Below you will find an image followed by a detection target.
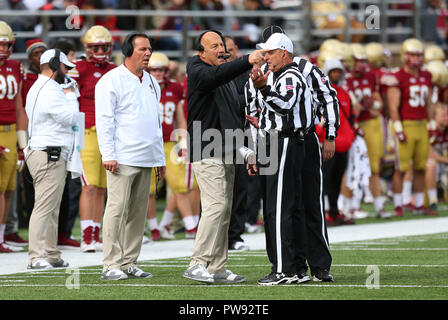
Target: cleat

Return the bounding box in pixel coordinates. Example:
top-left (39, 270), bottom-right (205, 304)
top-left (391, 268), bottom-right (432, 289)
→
top-left (81, 226), bottom-right (96, 252)
top-left (160, 226), bottom-right (175, 240)
top-left (185, 227), bottom-right (197, 239)
top-left (376, 210), bottom-right (392, 219)
top-left (151, 229), bottom-right (161, 241)
top-left (4, 233), bottom-right (28, 246)
top-left (395, 206), bottom-right (403, 217)
top-left (229, 241), bottom-right (250, 251)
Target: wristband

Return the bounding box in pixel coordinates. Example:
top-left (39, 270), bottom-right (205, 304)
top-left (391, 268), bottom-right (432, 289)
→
top-left (17, 130), bottom-right (28, 149)
top-left (427, 120), bottom-right (437, 131)
top-left (393, 121), bottom-right (404, 133)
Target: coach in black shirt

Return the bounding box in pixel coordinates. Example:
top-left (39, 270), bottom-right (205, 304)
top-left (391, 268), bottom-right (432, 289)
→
top-left (183, 30), bottom-right (265, 284)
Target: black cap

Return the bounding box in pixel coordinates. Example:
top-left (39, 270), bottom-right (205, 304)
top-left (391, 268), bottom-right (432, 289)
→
top-left (261, 25), bottom-right (284, 43)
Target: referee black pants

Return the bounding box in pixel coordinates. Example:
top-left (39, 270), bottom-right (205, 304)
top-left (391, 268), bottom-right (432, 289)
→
top-left (323, 151), bottom-right (349, 218)
top-left (294, 131), bottom-right (332, 274)
top-left (260, 132), bottom-right (305, 275)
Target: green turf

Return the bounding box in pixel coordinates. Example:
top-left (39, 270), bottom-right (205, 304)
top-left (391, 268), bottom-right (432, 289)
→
top-left (1, 232), bottom-right (447, 300)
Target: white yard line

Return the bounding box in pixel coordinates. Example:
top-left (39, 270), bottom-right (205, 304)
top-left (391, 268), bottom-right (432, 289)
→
top-left (1, 217), bottom-right (448, 276)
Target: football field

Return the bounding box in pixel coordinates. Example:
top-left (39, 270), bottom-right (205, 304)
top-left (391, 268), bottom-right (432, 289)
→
top-left (1, 215), bottom-right (448, 302)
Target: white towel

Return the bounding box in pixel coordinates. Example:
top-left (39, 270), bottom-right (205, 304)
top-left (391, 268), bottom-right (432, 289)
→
top-left (345, 135), bottom-right (371, 200)
top-left (67, 112), bottom-right (85, 178)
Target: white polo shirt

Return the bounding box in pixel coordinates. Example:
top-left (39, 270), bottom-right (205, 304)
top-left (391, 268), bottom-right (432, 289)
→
top-left (95, 64), bottom-right (165, 168)
top-left (25, 74), bottom-right (80, 160)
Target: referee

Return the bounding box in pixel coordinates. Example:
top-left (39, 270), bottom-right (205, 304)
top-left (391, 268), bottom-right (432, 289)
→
top-left (247, 33), bottom-right (313, 285)
top-left (248, 26), bottom-right (340, 282)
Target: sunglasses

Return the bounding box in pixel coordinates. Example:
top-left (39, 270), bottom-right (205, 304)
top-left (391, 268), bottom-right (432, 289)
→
top-left (88, 45), bottom-right (110, 53)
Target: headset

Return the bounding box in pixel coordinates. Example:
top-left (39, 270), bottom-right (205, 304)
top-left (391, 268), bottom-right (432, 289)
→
top-left (195, 30), bottom-right (228, 55)
top-left (122, 32), bottom-right (151, 57)
top-left (49, 48), bottom-right (61, 72)
top-left (261, 25), bottom-right (284, 43)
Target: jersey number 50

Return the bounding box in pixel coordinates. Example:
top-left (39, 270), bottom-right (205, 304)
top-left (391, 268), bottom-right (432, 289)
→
top-left (409, 85), bottom-right (429, 108)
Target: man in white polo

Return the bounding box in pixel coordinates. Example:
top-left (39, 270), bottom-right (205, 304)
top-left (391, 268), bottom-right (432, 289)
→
top-left (95, 33), bottom-right (166, 280)
top-left (25, 48), bottom-right (79, 269)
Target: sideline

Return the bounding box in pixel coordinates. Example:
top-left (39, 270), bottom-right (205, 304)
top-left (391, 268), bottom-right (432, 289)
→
top-left (1, 217), bottom-right (447, 275)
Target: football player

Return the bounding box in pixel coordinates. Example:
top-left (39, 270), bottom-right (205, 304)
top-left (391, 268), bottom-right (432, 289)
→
top-left (345, 43), bottom-right (391, 219)
top-left (68, 25), bottom-right (117, 252)
top-left (146, 52), bottom-right (198, 240)
top-left (387, 38), bottom-right (437, 217)
top-left (0, 21), bottom-right (28, 253)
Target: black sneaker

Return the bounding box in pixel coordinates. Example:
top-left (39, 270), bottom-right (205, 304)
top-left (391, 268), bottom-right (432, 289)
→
top-left (295, 270), bottom-right (311, 284)
top-left (258, 272), bottom-right (296, 286)
top-left (312, 269), bottom-right (334, 282)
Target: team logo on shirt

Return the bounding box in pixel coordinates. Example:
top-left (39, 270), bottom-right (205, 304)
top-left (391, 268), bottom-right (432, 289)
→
top-left (321, 77), bottom-right (326, 84)
top-left (93, 72), bottom-right (101, 78)
top-left (166, 91), bottom-right (172, 96)
top-left (285, 85), bottom-right (294, 90)
top-left (410, 78), bottom-right (416, 83)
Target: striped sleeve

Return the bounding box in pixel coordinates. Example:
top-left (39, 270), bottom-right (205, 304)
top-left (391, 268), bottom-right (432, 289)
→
top-left (296, 58), bottom-right (340, 139)
top-left (260, 72), bottom-right (301, 116)
top-left (244, 78), bottom-right (259, 153)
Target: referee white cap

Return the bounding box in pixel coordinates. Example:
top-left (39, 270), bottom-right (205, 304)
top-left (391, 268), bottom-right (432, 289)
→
top-left (256, 33), bottom-right (293, 53)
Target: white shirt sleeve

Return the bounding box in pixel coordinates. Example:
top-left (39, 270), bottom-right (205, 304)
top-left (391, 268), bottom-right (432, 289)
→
top-left (47, 90), bottom-right (79, 126)
top-left (95, 76), bottom-right (117, 162)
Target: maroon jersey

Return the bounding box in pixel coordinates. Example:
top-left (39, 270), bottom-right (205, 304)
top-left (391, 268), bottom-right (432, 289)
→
top-left (0, 60), bottom-right (23, 125)
top-left (431, 127), bottom-right (448, 157)
top-left (69, 59), bottom-right (117, 129)
top-left (22, 71), bottom-right (38, 103)
top-left (345, 71), bottom-right (377, 122)
top-left (387, 68), bottom-right (432, 121)
top-left (160, 80), bottom-right (184, 142)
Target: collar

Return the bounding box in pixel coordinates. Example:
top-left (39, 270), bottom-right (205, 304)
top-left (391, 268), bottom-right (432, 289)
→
top-left (123, 62), bottom-right (143, 83)
top-left (274, 62), bottom-right (296, 78)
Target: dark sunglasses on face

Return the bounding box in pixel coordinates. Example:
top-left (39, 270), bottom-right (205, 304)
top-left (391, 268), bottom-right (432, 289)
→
top-left (88, 45), bottom-right (110, 53)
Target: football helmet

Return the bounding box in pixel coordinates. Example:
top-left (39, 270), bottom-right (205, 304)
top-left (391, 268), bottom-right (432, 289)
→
top-left (82, 25), bottom-right (113, 64)
top-left (336, 42), bottom-right (354, 72)
top-left (317, 49), bottom-right (341, 70)
top-left (365, 42), bottom-right (385, 68)
top-left (401, 38), bottom-right (424, 69)
top-left (148, 52), bottom-right (169, 84)
top-left (0, 21), bottom-right (14, 62)
top-left (350, 43), bottom-right (367, 74)
top-left (319, 38), bottom-right (340, 54)
top-left (424, 45), bottom-right (445, 64)
top-left (426, 60), bottom-right (448, 88)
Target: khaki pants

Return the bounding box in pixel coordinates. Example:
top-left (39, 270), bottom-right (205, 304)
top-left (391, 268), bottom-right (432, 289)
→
top-left (190, 158), bottom-right (235, 274)
top-left (27, 150), bottom-right (67, 264)
top-left (102, 165), bottom-right (152, 272)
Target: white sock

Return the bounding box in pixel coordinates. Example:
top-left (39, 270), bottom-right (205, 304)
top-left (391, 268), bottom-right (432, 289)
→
top-left (364, 186), bottom-right (373, 200)
top-left (183, 215), bottom-right (197, 231)
top-left (159, 210), bottom-right (174, 228)
top-left (148, 218), bottom-right (159, 231)
top-left (193, 214), bottom-right (200, 226)
top-left (350, 196), bottom-right (361, 211)
top-left (337, 194), bottom-right (347, 212)
top-left (428, 189), bottom-right (438, 205)
top-left (0, 224), bottom-right (5, 243)
top-left (414, 192), bottom-right (424, 208)
top-left (402, 181), bottom-right (413, 205)
top-left (373, 197), bottom-right (383, 213)
top-left (393, 193), bottom-right (403, 208)
top-left (80, 220), bottom-right (94, 231)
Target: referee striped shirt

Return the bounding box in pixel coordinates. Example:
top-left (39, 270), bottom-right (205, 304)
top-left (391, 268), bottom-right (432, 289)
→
top-left (245, 63), bottom-right (313, 150)
top-left (293, 57), bottom-right (340, 138)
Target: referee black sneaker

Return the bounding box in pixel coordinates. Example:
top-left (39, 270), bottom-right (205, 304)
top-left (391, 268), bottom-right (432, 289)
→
top-left (312, 269), bottom-right (334, 282)
top-left (258, 272), bottom-right (296, 286)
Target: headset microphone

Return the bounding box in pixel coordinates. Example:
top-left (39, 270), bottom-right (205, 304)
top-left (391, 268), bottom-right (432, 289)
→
top-left (223, 53), bottom-right (231, 60)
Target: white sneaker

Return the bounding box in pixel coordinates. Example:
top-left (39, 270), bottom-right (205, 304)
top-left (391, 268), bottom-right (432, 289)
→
top-left (160, 226), bottom-right (175, 240)
top-left (2, 242), bottom-right (24, 252)
top-left (245, 222), bottom-right (262, 233)
top-left (94, 241), bottom-right (103, 251)
top-left (28, 258), bottom-right (53, 270)
top-left (100, 269), bottom-right (128, 280)
top-left (213, 269), bottom-right (246, 283)
top-left (230, 241), bottom-right (250, 251)
top-left (81, 241), bottom-right (96, 253)
top-left (183, 264), bottom-right (214, 283)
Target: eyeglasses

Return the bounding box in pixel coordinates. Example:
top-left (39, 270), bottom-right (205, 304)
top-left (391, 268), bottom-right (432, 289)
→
top-left (88, 45), bottom-right (110, 53)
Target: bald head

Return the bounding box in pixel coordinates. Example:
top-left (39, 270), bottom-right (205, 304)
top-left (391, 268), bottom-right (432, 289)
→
top-left (198, 32), bottom-right (226, 66)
